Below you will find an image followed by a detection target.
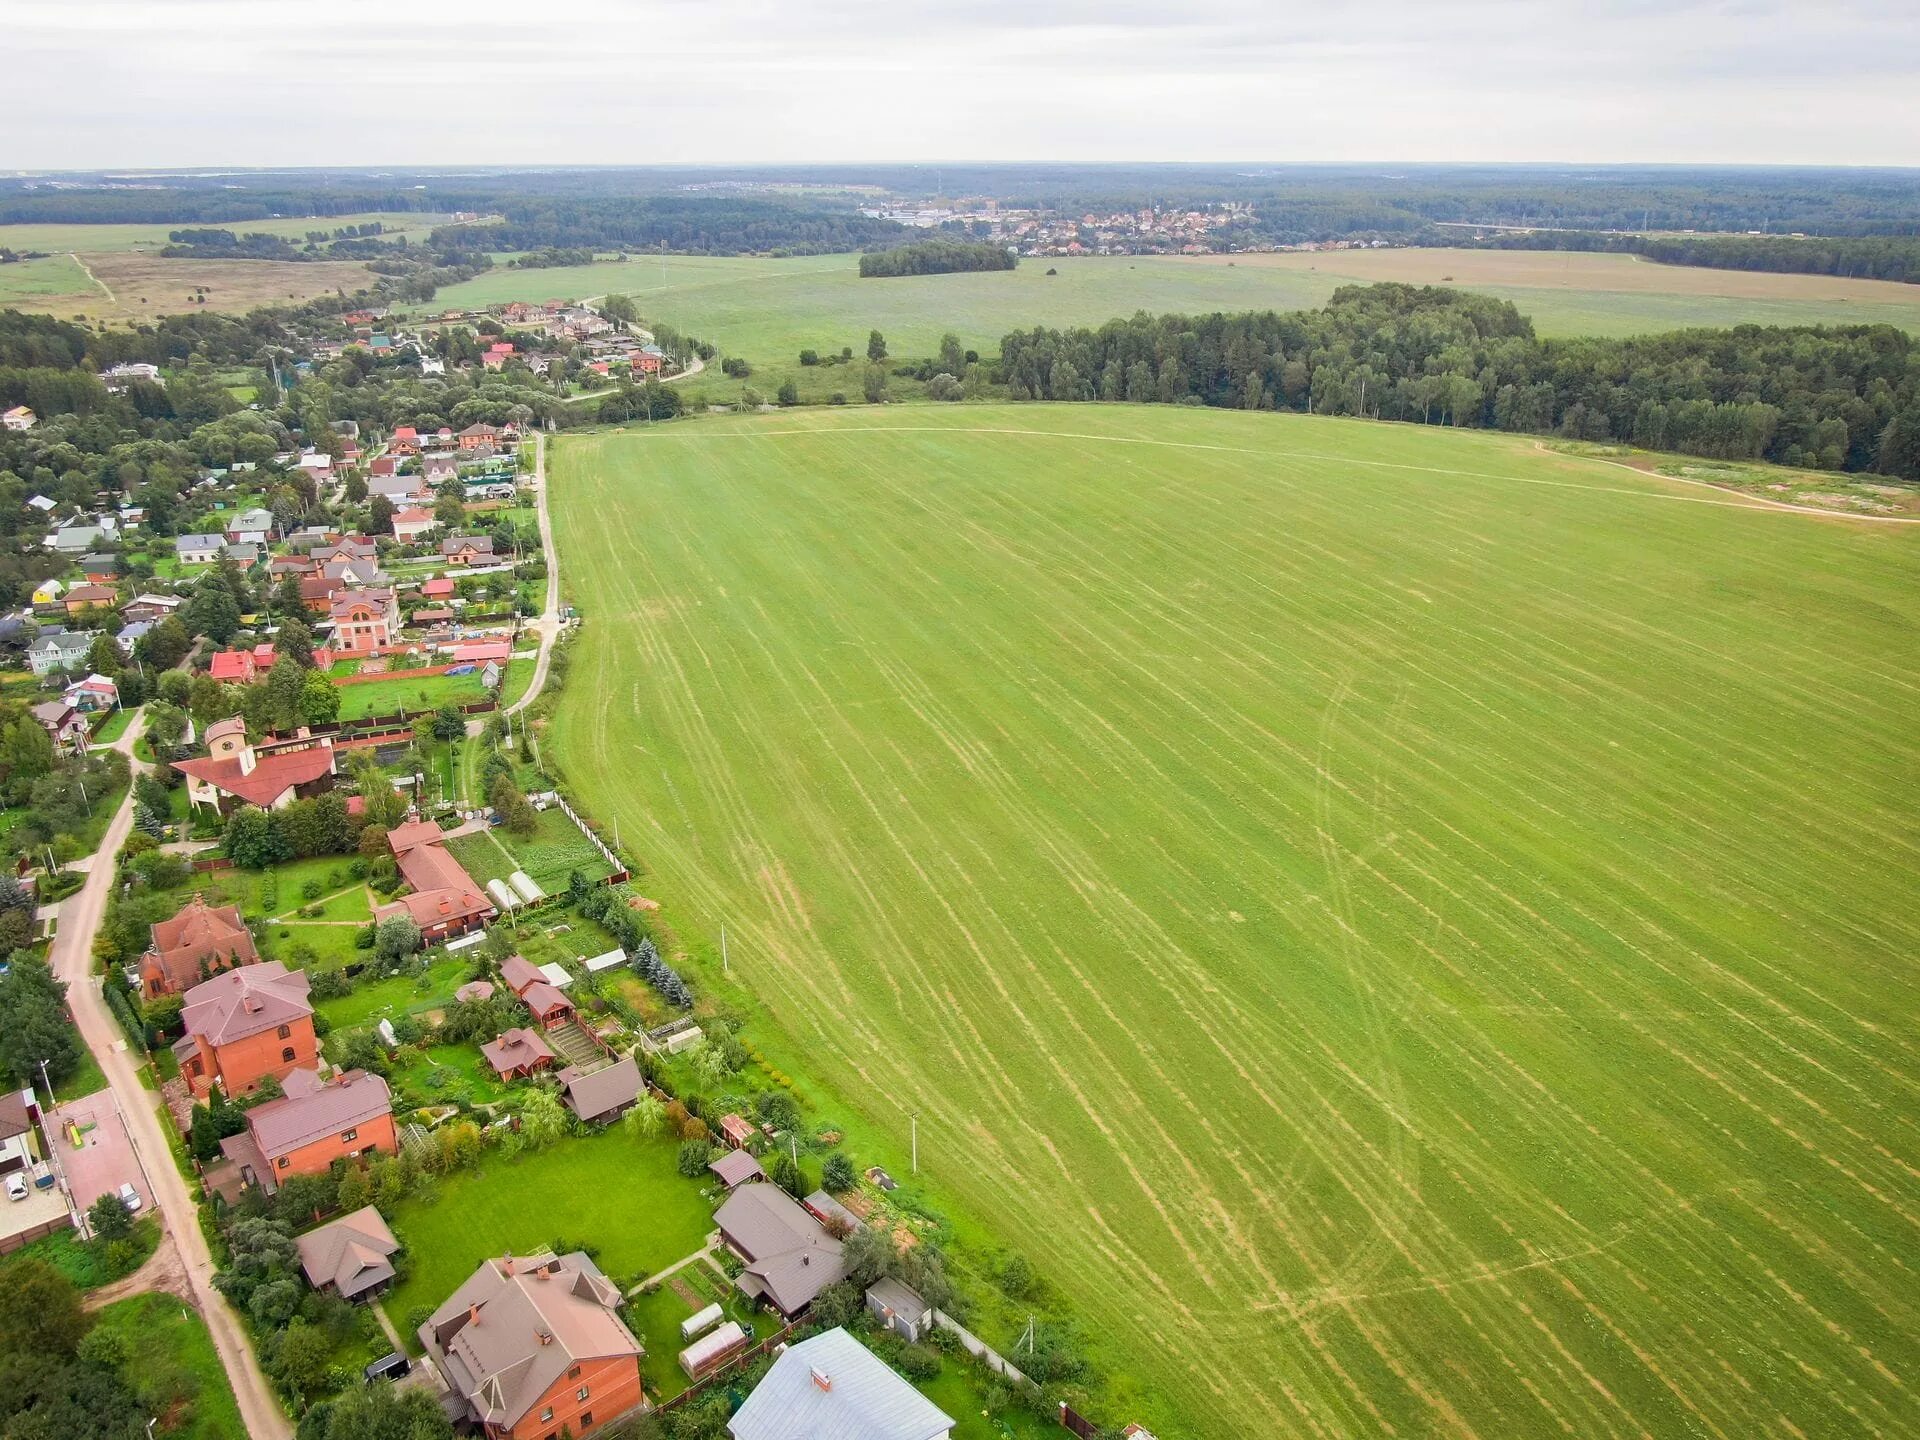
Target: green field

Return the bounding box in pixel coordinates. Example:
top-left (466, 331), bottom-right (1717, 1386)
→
top-left (424, 250), bottom-right (1920, 362)
top-left (0, 212), bottom-right (452, 254)
top-left (336, 668), bottom-right (487, 721)
top-left (0, 253), bottom-right (96, 305)
top-left (90, 1291), bottom-right (247, 1440)
top-left (548, 406), bottom-right (1920, 1440)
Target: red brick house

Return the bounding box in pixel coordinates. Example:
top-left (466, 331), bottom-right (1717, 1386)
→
top-left (174, 961), bottom-right (316, 1097)
top-left (329, 587), bottom-right (398, 653)
top-left (219, 1067), bottom-right (396, 1193)
top-left (440, 534), bottom-right (494, 566)
top-left (420, 1252), bottom-right (645, 1440)
top-left (139, 894), bottom-right (261, 998)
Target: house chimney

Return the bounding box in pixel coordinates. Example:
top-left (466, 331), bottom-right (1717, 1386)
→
top-left (468, 1303), bottom-right (481, 1327)
top-left (502, 1254), bottom-right (514, 1276)
top-left (537, 1330), bottom-right (553, 1346)
top-left (810, 1368), bottom-right (833, 1393)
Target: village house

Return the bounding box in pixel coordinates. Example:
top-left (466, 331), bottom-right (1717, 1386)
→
top-left (116, 619), bottom-right (153, 655)
top-left (30, 700), bottom-right (89, 756)
top-left (378, 820), bottom-right (496, 943)
top-left (423, 453), bottom-right (460, 483)
top-left (81, 553), bottom-right (122, 583)
top-left (62, 583), bottom-right (118, 615)
top-left (99, 361), bottom-right (162, 391)
top-left (709, 1149), bottom-right (767, 1192)
top-left (174, 717), bottom-right (338, 814)
top-left (218, 1067), bottom-right (397, 1192)
top-left (63, 672), bottom-right (120, 712)
top-left (176, 533), bottom-right (225, 565)
top-left (138, 893), bottom-right (261, 998)
top-left (420, 1252), bottom-right (645, 1440)
top-left (714, 1184), bottom-right (849, 1319)
top-left (30, 578), bottom-right (64, 606)
top-left (388, 425), bottom-right (421, 456)
top-left (226, 507), bottom-right (277, 544)
top-left (480, 1027), bottom-right (555, 1080)
top-left (501, 955), bottom-right (575, 1029)
top-left (329, 587), bottom-right (398, 653)
top-left (459, 422), bottom-right (510, 451)
top-left (174, 961), bottom-right (317, 1097)
top-left (27, 629), bottom-right (92, 676)
top-left (2, 406), bottom-right (36, 431)
top-left (391, 506), bottom-right (438, 544)
top-left (441, 534), bottom-right (494, 566)
top-left (295, 1205), bottom-right (402, 1302)
top-left (726, 1328), bottom-right (954, 1440)
top-left (311, 535), bottom-right (378, 564)
top-left (122, 593), bottom-right (185, 625)
top-left (557, 1056), bottom-right (642, 1126)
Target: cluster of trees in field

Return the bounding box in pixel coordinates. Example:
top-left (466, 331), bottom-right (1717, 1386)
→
top-left (433, 195), bottom-right (903, 257)
top-left (998, 285), bottom-right (1920, 477)
top-left (507, 246), bottom-right (596, 268)
top-left (1445, 229), bottom-right (1920, 284)
top-left (858, 239), bottom-right (1016, 277)
top-left (161, 228), bottom-right (310, 260)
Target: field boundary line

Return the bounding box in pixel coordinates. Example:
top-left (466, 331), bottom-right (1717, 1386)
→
top-left (70, 251), bottom-right (115, 302)
top-left (602, 419), bottom-right (1920, 525)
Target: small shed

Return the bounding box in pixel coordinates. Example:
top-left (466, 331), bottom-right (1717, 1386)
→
top-left (679, 1320), bottom-right (748, 1379)
top-left (866, 1277), bottom-right (932, 1343)
top-left (719, 1113), bottom-right (756, 1150)
top-left (536, 961), bottom-right (572, 989)
top-left (665, 1025), bottom-right (704, 1054)
top-left (709, 1149), bottom-right (766, 1191)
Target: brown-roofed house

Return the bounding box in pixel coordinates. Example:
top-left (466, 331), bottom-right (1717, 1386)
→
top-left (176, 961), bottom-right (316, 1096)
top-left (715, 1184), bottom-right (848, 1319)
top-left (420, 1252), bottom-right (645, 1439)
top-left (440, 534), bottom-right (494, 565)
top-left (296, 1205), bottom-right (401, 1301)
top-left (376, 820), bottom-right (496, 944)
top-left (481, 1027), bottom-right (555, 1080)
top-left (173, 718), bottom-right (338, 815)
top-left (709, 1149), bottom-right (766, 1191)
top-left (219, 1067), bottom-right (396, 1193)
top-left (139, 894), bottom-right (261, 998)
top-left (557, 1055), bottom-right (640, 1126)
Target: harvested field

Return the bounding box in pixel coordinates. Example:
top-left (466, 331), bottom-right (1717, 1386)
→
top-left (7, 250), bottom-right (375, 325)
top-left (549, 404), bottom-right (1920, 1439)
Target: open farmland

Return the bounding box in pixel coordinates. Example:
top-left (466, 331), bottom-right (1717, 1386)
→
top-left (548, 406), bottom-right (1920, 1439)
top-left (423, 247), bottom-right (1920, 360)
top-left (5, 249), bottom-right (376, 326)
top-left (0, 211), bottom-right (451, 254)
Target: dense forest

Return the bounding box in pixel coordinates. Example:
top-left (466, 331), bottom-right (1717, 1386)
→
top-left (434, 196), bottom-right (903, 256)
top-left (859, 239), bottom-right (1016, 277)
top-left (1441, 229), bottom-right (1920, 283)
top-left (997, 286), bottom-right (1920, 478)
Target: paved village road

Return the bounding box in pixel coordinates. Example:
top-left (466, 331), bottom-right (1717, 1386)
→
top-left (48, 710), bottom-right (293, 1440)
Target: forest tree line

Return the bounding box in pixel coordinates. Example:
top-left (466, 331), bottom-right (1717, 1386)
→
top-left (1441, 229), bottom-right (1920, 284)
top-left (433, 195), bottom-right (904, 257)
top-left (997, 285), bottom-right (1920, 478)
top-left (859, 239), bottom-right (1016, 277)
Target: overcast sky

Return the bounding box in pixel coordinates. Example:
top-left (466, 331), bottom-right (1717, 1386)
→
top-left (7, 0), bottom-right (1917, 170)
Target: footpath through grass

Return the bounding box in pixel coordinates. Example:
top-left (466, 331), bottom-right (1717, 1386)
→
top-left (548, 405), bottom-right (1920, 1440)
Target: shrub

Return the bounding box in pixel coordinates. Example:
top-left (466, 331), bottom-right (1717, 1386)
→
top-left (894, 1344), bottom-right (941, 1382)
top-left (676, 1139), bottom-right (714, 1178)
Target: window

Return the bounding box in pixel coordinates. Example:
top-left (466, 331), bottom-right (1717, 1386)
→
top-left (539, 1408), bottom-right (554, 1423)
top-left (276, 1157), bottom-right (289, 1169)
top-left (281, 1047), bottom-right (296, 1063)
top-left (277, 1024), bottom-right (291, 1039)
top-left (341, 1128), bottom-right (357, 1143)
top-left (576, 1385), bottom-right (590, 1402)
top-left (567, 1367), bottom-right (581, 1380)
top-left (579, 1415), bottom-right (592, 1430)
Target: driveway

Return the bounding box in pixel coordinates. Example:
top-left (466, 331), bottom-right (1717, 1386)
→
top-left (50, 1090), bottom-right (148, 1232)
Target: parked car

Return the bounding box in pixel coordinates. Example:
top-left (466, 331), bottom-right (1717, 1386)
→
top-left (117, 1182), bottom-right (142, 1213)
top-left (4, 1173), bottom-right (28, 1202)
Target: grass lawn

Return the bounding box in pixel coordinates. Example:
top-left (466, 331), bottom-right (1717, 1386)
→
top-left (314, 954), bottom-right (468, 1032)
top-left (52, 1047), bottom-right (107, 1104)
top-left (89, 707), bottom-right (135, 745)
top-left (337, 668), bottom-right (487, 722)
top-left (548, 404), bottom-right (1920, 1440)
top-left (89, 1291), bottom-right (248, 1440)
top-left (383, 1129), bottom-right (714, 1337)
top-left (623, 1278), bottom-right (761, 1403)
top-left (384, 1042), bottom-right (513, 1112)
top-left (0, 1216), bottom-right (159, 1289)
top-left (498, 657), bottom-right (537, 711)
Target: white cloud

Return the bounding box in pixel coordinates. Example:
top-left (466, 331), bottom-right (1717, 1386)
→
top-left (2, 0), bottom-right (1915, 167)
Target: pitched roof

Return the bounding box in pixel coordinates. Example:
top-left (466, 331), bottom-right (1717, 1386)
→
top-left (146, 895), bottom-right (260, 992)
top-left (208, 650), bottom-right (256, 681)
top-left (440, 534), bottom-right (494, 556)
top-left (558, 1055), bottom-right (640, 1121)
top-left (500, 955), bottom-right (544, 994)
top-left (174, 740), bottom-right (335, 808)
top-left (716, 1185), bottom-right (847, 1315)
top-left (181, 961), bottom-right (311, 1046)
top-left (423, 1253), bottom-right (640, 1431)
top-left (519, 981), bottom-right (572, 1019)
top-left (383, 821), bottom-right (494, 930)
top-left (296, 1205), bottom-right (400, 1297)
top-left (480, 1027), bottom-right (553, 1076)
top-left (709, 1149), bottom-right (766, 1188)
top-left (243, 1068), bottom-right (392, 1159)
top-left (727, 1328), bottom-right (954, 1440)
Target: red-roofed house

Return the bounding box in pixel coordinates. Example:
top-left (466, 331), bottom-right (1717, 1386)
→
top-left (501, 955), bottom-right (575, 1030)
top-left (389, 426), bottom-right (421, 456)
top-left (420, 577), bottom-right (456, 601)
top-left (368, 455), bottom-right (399, 479)
top-left (174, 718), bottom-right (338, 814)
top-left (451, 640), bottom-right (512, 665)
top-left (218, 1067), bottom-right (396, 1193)
top-left (377, 820), bottom-right (495, 944)
top-left (329, 587), bottom-right (398, 653)
top-left (391, 507), bottom-right (438, 544)
top-left (175, 961), bottom-right (316, 1096)
top-left (480, 1027), bottom-right (555, 1080)
top-left (209, 649), bottom-right (260, 683)
top-left (139, 894), bottom-right (261, 998)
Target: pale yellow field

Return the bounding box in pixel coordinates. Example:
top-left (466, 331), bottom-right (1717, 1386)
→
top-left (13, 250), bottom-right (376, 325)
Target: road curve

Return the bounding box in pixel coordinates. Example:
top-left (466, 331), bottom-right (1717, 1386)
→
top-left (49, 711), bottom-right (292, 1440)
top-left (506, 429), bottom-right (561, 718)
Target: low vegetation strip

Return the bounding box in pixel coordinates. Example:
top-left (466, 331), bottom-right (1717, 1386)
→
top-left (548, 405), bottom-right (1920, 1440)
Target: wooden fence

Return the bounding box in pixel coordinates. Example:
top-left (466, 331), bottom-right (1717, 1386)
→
top-left (0, 1214), bottom-right (74, 1255)
top-left (1058, 1403), bottom-right (1099, 1437)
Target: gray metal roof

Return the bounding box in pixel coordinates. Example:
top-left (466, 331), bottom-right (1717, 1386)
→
top-left (727, 1327), bottom-right (953, 1440)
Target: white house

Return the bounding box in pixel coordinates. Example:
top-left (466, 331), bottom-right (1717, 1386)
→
top-left (175, 533), bottom-right (224, 565)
